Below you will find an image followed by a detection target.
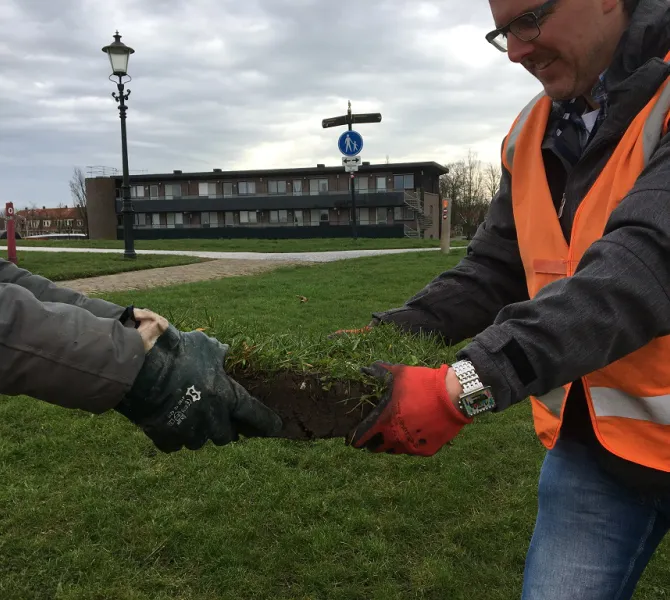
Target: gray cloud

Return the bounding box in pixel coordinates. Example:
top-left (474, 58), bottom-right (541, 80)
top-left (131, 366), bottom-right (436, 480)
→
top-left (0, 0), bottom-right (542, 208)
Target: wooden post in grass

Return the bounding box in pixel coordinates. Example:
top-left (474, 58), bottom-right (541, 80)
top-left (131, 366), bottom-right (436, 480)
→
top-left (5, 202), bottom-right (17, 264)
top-left (440, 198), bottom-right (451, 255)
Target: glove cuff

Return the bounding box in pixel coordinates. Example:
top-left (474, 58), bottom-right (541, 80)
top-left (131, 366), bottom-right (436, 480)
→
top-left (434, 364), bottom-right (473, 425)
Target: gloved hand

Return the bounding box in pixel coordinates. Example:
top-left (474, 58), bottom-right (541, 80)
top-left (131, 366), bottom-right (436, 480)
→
top-left (328, 317), bottom-right (381, 339)
top-left (116, 325), bottom-right (282, 452)
top-left (347, 361), bottom-right (471, 456)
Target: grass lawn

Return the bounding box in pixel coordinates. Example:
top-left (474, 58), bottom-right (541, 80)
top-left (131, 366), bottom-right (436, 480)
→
top-left (1, 250), bottom-right (667, 600)
top-left (0, 236), bottom-right (469, 253)
top-left (0, 250), bottom-right (205, 281)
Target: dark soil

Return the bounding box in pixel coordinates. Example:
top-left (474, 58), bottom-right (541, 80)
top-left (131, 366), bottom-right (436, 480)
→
top-left (232, 370), bottom-right (378, 440)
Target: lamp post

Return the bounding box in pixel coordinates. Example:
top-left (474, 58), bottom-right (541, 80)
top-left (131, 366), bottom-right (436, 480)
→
top-left (102, 31), bottom-right (136, 259)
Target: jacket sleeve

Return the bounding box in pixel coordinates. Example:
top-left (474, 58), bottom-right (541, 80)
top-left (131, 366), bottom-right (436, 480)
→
top-left (0, 282), bottom-right (146, 413)
top-left (0, 259), bottom-right (126, 320)
top-left (373, 159), bottom-right (530, 343)
top-left (458, 133), bottom-right (670, 411)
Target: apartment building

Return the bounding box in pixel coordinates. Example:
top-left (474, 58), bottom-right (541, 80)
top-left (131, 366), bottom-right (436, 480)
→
top-left (86, 161), bottom-right (447, 240)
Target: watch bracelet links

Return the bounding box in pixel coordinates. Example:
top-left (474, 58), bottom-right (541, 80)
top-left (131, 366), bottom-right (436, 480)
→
top-left (452, 360), bottom-right (495, 416)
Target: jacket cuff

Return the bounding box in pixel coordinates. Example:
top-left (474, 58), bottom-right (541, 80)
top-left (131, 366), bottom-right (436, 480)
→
top-left (456, 325), bottom-right (530, 412)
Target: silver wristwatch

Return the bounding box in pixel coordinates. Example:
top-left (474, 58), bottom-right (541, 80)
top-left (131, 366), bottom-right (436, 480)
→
top-left (451, 360), bottom-right (496, 418)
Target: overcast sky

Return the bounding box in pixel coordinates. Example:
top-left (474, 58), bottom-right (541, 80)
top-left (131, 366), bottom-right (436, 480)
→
top-left (0, 0), bottom-right (543, 209)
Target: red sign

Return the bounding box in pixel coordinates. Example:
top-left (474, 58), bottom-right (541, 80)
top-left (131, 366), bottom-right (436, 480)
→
top-left (5, 202), bottom-right (16, 264)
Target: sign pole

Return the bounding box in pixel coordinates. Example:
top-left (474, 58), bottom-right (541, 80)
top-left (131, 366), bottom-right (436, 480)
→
top-left (322, 101), bottom-right (381, 241)
top-left (440, 198), bottom-right (451, 254)
top-left (5, 202), bottom-right (17, 264)
top-left (347, 103), bottom-right (358, 239)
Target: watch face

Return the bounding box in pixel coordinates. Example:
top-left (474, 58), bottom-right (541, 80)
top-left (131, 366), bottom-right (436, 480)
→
top-left (463, 389), bottom-right (495, 415)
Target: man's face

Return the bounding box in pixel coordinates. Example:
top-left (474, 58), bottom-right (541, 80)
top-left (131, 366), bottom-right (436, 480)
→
top-left (488, 0), bottom-right (617, 100)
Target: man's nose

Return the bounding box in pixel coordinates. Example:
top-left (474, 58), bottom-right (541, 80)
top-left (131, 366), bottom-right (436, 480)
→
top-left (507, 34), bottom-right (536, 64)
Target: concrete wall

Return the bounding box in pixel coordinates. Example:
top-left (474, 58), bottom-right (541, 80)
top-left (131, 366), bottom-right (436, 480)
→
top-left (423, 192), bottom-right (440, 239)
top-left (87, 178), bottom-right (118, 239)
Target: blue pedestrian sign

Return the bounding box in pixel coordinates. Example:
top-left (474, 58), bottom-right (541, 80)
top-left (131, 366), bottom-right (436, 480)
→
top-left (338, 130), bottom-right (363, 157)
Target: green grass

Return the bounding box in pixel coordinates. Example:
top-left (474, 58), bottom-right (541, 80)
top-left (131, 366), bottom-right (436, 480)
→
top-left (0, 250), bottom-right (205, 281)
top-left (1, 249), bottom-right (667, 600)
top-left (0, 236), bottom-right (468, 253)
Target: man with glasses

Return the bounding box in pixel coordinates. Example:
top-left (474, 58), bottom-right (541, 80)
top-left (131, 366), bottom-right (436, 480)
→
top-left (342, 0), bottom-right (670, 597)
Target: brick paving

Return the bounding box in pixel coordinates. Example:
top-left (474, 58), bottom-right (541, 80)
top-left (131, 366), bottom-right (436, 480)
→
top-left (57, 258), bottom-right (303, 294)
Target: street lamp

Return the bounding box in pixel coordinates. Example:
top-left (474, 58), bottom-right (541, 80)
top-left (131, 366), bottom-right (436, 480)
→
top-left (102, 31), bottom-right (136, 259)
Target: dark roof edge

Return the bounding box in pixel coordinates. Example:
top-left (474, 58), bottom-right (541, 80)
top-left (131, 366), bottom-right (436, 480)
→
top-left (97, 161), bottom-right (449, 182)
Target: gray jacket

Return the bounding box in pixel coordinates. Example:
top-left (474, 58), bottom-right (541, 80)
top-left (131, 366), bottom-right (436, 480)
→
top-left (375, 0), bottom-right (670, 412)
top-left (0, 259), bottom-right (145, 413)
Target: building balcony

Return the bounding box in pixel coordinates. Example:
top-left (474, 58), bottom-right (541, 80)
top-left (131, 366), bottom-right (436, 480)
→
top-left (116, 189), bottom-right (408, 214)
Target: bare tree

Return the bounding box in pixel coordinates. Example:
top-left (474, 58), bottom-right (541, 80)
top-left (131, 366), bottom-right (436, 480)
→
top-left (484, 162), bottom-right (502, 201)
top-left (69, 167), bottom-right (88, 235)
top-left (440, 150), bottom-right (492, 239)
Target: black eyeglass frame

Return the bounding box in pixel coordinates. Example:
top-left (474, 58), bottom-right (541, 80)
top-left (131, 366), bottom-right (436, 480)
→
top-left (485, 0), bottom-right (560, 52)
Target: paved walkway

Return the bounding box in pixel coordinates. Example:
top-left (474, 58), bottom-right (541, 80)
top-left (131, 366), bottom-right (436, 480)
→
top-left (16, 246), bottom-right (449, 263)
top-left (21, 245), bottom-right (463, 294)
top-left (58, 258), bottom-right (302, 294)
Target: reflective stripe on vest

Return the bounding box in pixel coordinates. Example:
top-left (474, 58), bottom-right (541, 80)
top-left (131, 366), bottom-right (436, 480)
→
top-left (504, 50), bottom-right (670, 471)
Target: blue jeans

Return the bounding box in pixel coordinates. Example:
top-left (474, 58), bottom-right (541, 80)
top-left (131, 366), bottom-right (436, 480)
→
top-left (522, 439), bottom-right (670, 599)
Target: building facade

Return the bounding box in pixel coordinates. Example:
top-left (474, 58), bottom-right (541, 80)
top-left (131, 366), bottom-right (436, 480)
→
top-left (8, 206), bottom-right (86, 238)
top-left (86, 161), bottom-right (447, 240)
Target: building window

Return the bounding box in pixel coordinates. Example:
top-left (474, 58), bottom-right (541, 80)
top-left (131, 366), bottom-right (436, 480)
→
top-left (135, 213), bottom-right (146, 226)
top-left (223, 182), bottom-right (234, 197)
top-left (376, 177), bottom-right (387, 191)
top-left (320, 209), bottom-right (330, 222)
top-left (151, 213), bottom-right (160, 227)
top-left (294, 210), bottom-right (304, 226)
top-left (225, 211), bottom-right (234, 225)
top-left (166, 213), bottom-right (175, 228)
top-left (150, 185), bottom-right (159, 199)
top-left (199, 182), bottom-right (217, 197)
top-left (376, 207), bottom-right (387, 224)
top-left (354, 176), bottom-right (369, 194)
top-left (175, 212), bottom-right (184, 227)
top-left (268, 180), bottom-right (287, 195)
top-left (269, 210), bottom-right (287, 223)
top-left (310, 210), bottom-right (320, 226)
top-left (202, 211), bottom-right (210, 226)
top-left (357, 207), bottom-right (369, 224)
top-left (393, 174), bottom-right (415, 190)
top-left (240, 210), bottom-right (258, 224)
top-left (131, 185), bottom-right (145, 198)
top-left (238, 181), bottom-right (256, 195)
top-left (165, 184), bottom-right (182, 199)
top-left (293, 180), bottom-right (303, 195)
top-left (309, 178), bottom-right (329, 195)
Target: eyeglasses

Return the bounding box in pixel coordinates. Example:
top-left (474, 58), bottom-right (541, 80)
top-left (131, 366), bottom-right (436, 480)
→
top-left (485, 0), bottom-right (560, 52)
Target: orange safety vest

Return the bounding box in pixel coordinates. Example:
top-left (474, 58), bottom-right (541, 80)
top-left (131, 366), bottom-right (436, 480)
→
top-left (502, 51), bottom-right (670, 472)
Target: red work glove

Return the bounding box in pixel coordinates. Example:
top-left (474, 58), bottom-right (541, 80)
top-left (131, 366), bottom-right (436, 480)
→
top-left (347, 361), bottom-right (472, 456)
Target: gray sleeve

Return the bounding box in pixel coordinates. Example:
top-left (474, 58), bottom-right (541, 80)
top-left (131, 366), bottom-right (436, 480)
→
top-left (0, 259), bottom-right (126, 320)
top-left (458, 135), bottom-right (670, 410)
top-left (0, 282), bottom-right (146, 414)
top-left (373, 161), bottom-right (529, 343)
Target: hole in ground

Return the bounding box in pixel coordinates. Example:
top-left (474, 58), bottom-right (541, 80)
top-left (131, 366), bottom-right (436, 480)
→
top-left (232, 369), bottom-right (378, 441)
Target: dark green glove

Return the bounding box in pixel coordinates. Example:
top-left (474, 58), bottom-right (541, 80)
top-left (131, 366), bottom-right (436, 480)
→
top-left (116, 325), bottom-right (282, 453)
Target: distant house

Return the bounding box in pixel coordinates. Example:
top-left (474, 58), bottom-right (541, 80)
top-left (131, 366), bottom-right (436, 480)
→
top-left (16, 206), bottom-right (86, 238)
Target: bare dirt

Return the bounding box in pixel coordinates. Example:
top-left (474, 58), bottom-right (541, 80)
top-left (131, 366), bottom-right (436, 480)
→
top-left (58, 258), bottom-right (302, 294)
top-left (232, 370), bottom-right (378, 440)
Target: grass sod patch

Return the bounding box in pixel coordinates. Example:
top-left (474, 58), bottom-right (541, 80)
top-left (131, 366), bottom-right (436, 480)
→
top-left (0, 250), bottom-right (205, 281)
top-left (1, 249), bottom-right (669, 599)
top-left (0, 236), bottom-right (466, 253)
